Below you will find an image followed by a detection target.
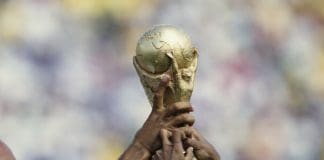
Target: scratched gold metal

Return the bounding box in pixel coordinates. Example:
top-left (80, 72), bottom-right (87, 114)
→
top-left (133, 25), bottom-right (198, 107)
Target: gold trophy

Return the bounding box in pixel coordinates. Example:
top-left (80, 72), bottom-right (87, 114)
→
top-left (133, 25), bottom-right (198, 107)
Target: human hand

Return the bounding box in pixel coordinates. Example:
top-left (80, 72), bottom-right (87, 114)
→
top-left (134, 75), bottom-right (195, 153)
top-left (119, 75), bottom-right (195, 160)
top-left (152, 129), bottom-right (194, 160)
top-left (0, 140), bottom-right (15, 160)
top-left (184, 128), bottom-right (220, 160)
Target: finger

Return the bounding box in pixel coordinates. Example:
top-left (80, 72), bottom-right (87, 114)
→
top-left (152, 154), bottom-right (158, 160)
top-left (166, 102), bottom-right (194, 117)
top-left (171, 129), bottom-right (184, 154)
top-left (185, 147), bottom-right (194, 160)
top-left (189, 128), bottom-right (206, 142)
top-left (169, 114), bottom-right (195, 127)
top-left (155, 150), bottom-right (163, 160)
top-left (173, 127), bottom-right (193, 141)
top-left (185, 138), bottom-right (203, 149)
top-left (160, 129), bottom-right (172, 152)
top-left (181, 127), bottom-right (194, 139)
top-left (153, 74), bottom-right (170, 110)
top-left (160, 129), bottom-right (173, 159)
top-left (160, 129), bottom-right (172, 145)
top-left (177, 127), bottom-right (194, 149)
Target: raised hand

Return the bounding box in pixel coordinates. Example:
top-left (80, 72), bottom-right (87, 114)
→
top-left (134, 75), bottom-right (195, 152)
top-left (119, 75), bottom-right (195, 160)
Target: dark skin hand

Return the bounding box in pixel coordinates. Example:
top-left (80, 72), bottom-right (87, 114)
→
top-left (152, 129), bottom-right (194, 160)
top-left (119, 75), bottom-right (195, 160)
top-left (0, 140), bottom-right (15, 160)
top-left (152, 127), bottom-right (220, 160)
top-left (183, 127), bottom-right (220, 160)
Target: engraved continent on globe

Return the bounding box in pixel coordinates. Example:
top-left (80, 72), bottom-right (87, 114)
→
top-left (136, 25), bottom-right (195, 74)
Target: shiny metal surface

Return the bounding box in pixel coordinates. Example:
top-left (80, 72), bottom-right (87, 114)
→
top-left (135, 25), bottom-right (195, 74)
top-left (134, 25), bottom-right (198, 106)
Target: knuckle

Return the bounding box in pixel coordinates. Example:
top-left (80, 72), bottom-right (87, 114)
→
top-left (160, 129), bottom-right (166, 135)
top-left (173, 104), bottom-right (181, 111)
top-left (178, 114), bottom-right (188, 120)
top-left (173, 102), bottom-right (192, 112)
top-left (174, 101), bottom-right (190, 108)
top-left (165, 106), bottom-right (174, 114)
top-left (184, 114), bottom-right (195, 122)
top-left (151, 108), bottom-right (161, 115)
top-left (176, 114), bottom-right (195, 125)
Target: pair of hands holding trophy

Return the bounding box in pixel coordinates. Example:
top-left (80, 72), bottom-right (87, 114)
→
top-left (120, 25), bottom-right (220, 160)
top-left (119, 76), bottom-right (220, 160)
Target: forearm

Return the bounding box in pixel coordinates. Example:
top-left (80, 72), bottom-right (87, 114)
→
top-left (119, 141), bottom-right (151, 160)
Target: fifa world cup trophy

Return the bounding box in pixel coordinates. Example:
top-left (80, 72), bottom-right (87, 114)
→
top-left (133, 24), bottom-right (198, 108)
top-left (120, 25), bottom-right (219, 160)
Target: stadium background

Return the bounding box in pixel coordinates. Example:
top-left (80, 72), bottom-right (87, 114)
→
top-left (0, 0), bottom-right (323, 159)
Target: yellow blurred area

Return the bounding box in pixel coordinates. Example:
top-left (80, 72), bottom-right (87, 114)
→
top-left (62, 0), bottom-right (152, 19)
top-left (309, 52), bottom-right (324, 96)
top-left (0, 3), bottom-right (24, 41)
top-left (250, 1), bottom-right (293, 38)
top-left (0, 0), bottom-right (155, 42)
top-left (94, 142), bottom-right (123, 160)
top-left (293, 0), bottom-right (324, 18)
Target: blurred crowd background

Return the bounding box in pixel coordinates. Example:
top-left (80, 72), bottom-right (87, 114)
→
top-left (0, 0), bottom-right (323, 159)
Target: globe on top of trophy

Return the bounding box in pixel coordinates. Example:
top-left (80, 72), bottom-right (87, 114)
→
top-left (135, 25), bottom-right (196, 74)
top-left (133, 25), bottom-right (198, 107)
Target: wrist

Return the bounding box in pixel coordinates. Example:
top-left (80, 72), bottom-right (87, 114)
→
top-left (119, 141), bottom-right (151, 160)
top-left (134, 113), bottom-right (160, 153)
top-left (132, 138), bottom-right (151, 153)
top-left (134, 129), bottom-right (155, 153)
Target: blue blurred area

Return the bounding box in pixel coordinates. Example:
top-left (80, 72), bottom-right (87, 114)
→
top-left (0, 0), bottom-right (323, 159)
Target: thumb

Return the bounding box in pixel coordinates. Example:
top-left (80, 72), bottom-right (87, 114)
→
top-left (153, 74), bottom-right (170, 110)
